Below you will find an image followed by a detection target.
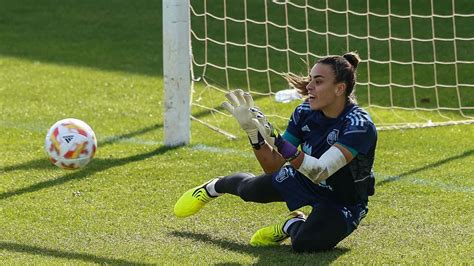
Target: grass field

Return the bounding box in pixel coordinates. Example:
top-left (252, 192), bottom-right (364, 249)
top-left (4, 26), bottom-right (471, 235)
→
top-left (1, 0), bottom-right (473, 264)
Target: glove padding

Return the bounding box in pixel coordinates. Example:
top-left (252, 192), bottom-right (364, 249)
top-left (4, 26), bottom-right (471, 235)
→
top-left (250, 107), bottom-right (277, 149)
top-left (251, 108), bottom-right (299, 160)
top-left (221, 89), bottom-right (260, 144)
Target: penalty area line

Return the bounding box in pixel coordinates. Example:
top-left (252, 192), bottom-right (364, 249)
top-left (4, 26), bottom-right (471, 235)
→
top-left (99, 136), bottom-right (254, 158)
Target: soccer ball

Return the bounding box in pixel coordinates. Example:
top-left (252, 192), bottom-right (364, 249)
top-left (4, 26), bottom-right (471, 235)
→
top-left (45, 118), bottom-right (97, 170)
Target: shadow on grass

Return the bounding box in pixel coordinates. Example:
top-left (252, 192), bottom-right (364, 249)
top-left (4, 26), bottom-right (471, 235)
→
top-left (99, 123), bottom-right (163, 146)
top-left (0, 0), bottom-right (162, 77)
top-left (0, 145), bottom-right (179, 200)
top-left (171, 231), bottom-right (348, 264)
top-left (377, 149), bottom-right (474, 186)
top-left (0, 1), bottom-right (287, 91)
top-left (0, 241), bottom-right (153, 265)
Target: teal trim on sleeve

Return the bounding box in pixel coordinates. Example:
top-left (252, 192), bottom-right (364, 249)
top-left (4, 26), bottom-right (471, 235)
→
top-left (282, 131), bottom-right (301, 147)
top-left (336, 142), bottom-right (358, 157)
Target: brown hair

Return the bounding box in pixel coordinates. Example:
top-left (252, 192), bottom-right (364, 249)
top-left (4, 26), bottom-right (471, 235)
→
top-left (285, 52), bottom-right (360, 104)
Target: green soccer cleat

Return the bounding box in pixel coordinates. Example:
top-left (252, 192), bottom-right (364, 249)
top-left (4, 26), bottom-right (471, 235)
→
top-left (174, 181), bottom-right (216, 218)
top-left (250, 211), bottom-right (306, 247)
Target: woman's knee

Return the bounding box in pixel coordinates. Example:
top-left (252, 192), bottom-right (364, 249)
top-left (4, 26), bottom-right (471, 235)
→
top-left (236, 178), bottom-right (257, 202)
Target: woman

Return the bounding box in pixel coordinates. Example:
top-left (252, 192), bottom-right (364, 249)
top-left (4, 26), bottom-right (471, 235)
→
top-left (174, 52), bottom-right (377, 252)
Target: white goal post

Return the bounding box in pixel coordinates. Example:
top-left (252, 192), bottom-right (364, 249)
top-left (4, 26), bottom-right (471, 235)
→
top-left (163, 0), bottom-right (192, 146)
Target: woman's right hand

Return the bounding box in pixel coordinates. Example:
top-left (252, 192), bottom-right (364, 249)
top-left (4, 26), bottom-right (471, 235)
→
top-left (221, 89), bottom-right (259, 144)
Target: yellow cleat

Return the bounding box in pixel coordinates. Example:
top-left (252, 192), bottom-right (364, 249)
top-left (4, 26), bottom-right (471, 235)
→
top-left (250, 211), bottom-right (306, 247)
top-left (174, 182), bottom-right (216, 218)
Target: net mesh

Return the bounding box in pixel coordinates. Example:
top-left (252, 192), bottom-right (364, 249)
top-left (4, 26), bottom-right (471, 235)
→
top-left (189, 0), bottom-right (474, 133)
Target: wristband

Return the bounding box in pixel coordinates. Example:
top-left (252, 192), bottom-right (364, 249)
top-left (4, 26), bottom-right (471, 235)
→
top-left (250, 132), bottom-right (265, 150)
top-left (285, 150), bottom-right (301, 162)
top-left (251, 142), bottom-right (262, 150)
top-left (275, 136), bottom-right (299, 160)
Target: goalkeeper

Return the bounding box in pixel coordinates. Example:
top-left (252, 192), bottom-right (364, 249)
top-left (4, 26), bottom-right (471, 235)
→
top-left (174, 52), bottom-right (377, 252)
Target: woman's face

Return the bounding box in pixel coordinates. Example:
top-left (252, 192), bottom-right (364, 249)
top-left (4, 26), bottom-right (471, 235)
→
top-left (306, 63), bottom-right (343, 111)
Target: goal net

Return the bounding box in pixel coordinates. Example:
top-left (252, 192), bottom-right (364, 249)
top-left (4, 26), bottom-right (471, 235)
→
top-left (187, 0), bottom-right (474, 138)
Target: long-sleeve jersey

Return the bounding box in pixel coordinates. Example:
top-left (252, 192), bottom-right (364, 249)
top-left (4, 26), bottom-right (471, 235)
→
top-left (282, 101), bottom-right (377, 206)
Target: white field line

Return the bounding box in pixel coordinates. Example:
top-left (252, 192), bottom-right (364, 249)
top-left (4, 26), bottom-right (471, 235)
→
top-left (0, 121), bottom-right (49, 133)
top-left (100, 137), bottom-right (253, 158)
top-left (189, 144), bottom-right (254, 158)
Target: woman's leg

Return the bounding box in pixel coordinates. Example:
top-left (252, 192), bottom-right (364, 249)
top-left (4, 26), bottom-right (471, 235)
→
top-left (215, 172), bottom-right (284, 203)
top-left (287, 204), bottom-right (357, 252)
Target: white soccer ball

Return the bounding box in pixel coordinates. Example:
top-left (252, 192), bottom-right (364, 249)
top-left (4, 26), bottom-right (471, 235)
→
top-left (45, 118), bottom-right (97, 170)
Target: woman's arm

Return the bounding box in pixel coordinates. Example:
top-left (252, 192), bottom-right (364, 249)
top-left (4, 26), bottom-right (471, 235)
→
top-left (288, 143), bottom-right (353, 184)
top-left (252, 143), bottom-right (287, 174)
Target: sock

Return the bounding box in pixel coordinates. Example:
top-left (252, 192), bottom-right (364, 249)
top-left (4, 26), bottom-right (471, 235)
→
top-left (205, 178), bottom-right (223, 197)
top-left (283, 217), bottom-right (305, 235)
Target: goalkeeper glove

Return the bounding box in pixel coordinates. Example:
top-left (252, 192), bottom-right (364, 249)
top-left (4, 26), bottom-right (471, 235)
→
top-left (221, 89), bottom-right (262, 146)
top-left (251, 108), bottom-right (300, 161)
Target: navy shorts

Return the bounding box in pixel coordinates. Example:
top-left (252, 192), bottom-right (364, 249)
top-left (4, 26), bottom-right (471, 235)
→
top-left (272, 165), bottom-right (368, 233)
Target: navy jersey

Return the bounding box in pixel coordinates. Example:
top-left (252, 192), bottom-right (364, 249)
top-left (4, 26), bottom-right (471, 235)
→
top-left (282, 101), bottom-right (377, 206)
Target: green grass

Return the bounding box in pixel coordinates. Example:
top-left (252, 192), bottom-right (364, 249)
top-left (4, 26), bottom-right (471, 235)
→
top-left (1, 0), bottom-right (473, 264)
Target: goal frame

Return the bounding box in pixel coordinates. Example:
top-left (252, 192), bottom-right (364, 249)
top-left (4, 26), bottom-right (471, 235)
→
top-left (163, 0), bottom-right (192, 146)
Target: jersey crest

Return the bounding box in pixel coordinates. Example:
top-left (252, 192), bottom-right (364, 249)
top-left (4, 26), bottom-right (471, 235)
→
top-left (327, 129), bottom-right (339, 145)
